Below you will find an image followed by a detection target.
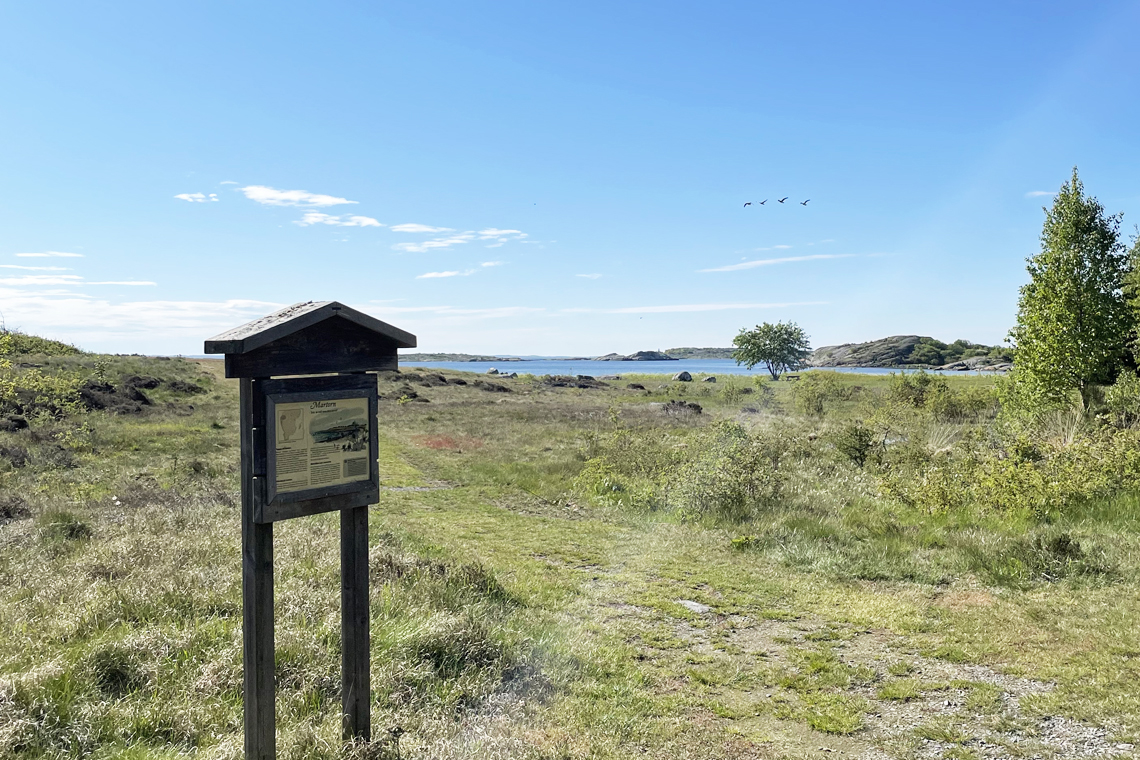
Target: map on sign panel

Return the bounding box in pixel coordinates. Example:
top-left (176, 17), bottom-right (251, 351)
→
top-left (273, 397), bottom-right (371, 494)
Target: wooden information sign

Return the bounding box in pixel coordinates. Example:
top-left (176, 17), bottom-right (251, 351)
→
top-left (205, 301), bottom-right (416, 760)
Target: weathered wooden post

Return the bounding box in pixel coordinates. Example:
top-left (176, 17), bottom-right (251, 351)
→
top-left (205, 301), bottom-right (416, 759)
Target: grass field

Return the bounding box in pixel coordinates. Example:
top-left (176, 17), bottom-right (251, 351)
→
top-left (2, 356), bottom-right (1140, 759)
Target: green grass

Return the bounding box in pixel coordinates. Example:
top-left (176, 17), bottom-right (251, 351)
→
top-left (2, 358), bottom-right (1140, 758)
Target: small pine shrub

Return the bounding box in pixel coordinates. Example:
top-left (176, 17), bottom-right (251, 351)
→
top-left (832, 422), bottom-right (876, 467)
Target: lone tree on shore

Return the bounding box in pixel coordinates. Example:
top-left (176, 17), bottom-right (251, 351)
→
top-left (732, 321), bottom-right (811, 380)
top-left (1009, 167), bottom-right (1135, 411)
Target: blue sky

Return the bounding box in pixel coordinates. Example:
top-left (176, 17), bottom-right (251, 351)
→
top-left (2, 1), bottom-right (1139, 356)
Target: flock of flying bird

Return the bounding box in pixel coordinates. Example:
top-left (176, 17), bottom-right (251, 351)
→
top-left (743, 197), bottom-right (809, 206)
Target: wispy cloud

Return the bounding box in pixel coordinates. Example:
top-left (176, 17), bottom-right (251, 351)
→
top-left (0, 275), bottom-right (84, 286)
top-left (240, 185), bottom-right (357, 207)
top-left (174, 193), bottom-right (218, 203)
top-left (564, 301), bottom-right (824, 314)
top-left (368, 304), bottom-right (544, 319)
top-left (478, 228), bottom-right (527, 248)
top-left (219, 180), bottom-right (239, 185)
top-left (0, 293), bottom-right (281, 348)
top-left (294, 212), bottom-right (382, 227)
top-left (415, 269), bottom-right (477, 279)
top-left (15, 251), bottom-right (83, 258)
top-left (756, 244), bottom-right (793, 251)
top-left (391, 223), bottom-right (453, 233)
top-left (700, 254), bottom-right (856, 273)
top-left (576, 273), bottom-right (602, 279)
top-left (0, 265), bottom-right (71, 271)
top-left (481, 261), bottom-right (505, 267)
top-left (1025, 190), bottom-right (1055, 198)
top-left (0, 274), bottom-right (155, 287)
top-left (394, 233), bottom-right (476, 253)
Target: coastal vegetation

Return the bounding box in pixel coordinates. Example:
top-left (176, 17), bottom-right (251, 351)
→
top-left (3, 338), bottom-right (1140, 758)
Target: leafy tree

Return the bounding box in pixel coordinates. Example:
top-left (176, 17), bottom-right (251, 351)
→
top-left (732, 321), bottom-right (811, 380)
top-left (1008, 168), bottom-right (1134, 410)
top-left (1125, 228), bottom-right (1140, 351)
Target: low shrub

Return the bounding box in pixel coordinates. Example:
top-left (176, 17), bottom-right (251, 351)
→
top-left (0, 329), bottom-right (81, 356)
top-left (667, 421), bottom-right (799, 521)
top-left (791, 372), bottom-right (855, 417)
top-left (1106, 371), bottom-right (1140, 427)
top-left (876, 427), bottom-right (1140, 519)
top-left (832, 422), bottom-right (876, 467)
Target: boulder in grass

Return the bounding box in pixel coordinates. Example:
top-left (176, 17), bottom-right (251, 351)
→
top-left (702, 376), bottom-right (716, 383)
top-left (673, 371), bottom-right (692, 382)
top-left (487, 367), bottom-right (499, 375)
top-left (0, 414), bottom-right (28, 432)
top-left (663, 399), bottom-right (702, 415)
top-left (121, 374), bottom-right (161, 389)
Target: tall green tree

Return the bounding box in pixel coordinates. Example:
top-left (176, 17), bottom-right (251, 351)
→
top-left (732, 321), bottom-right (811, 380)
top-left (1009, 168), bottom-right (1134, 410)
top-left (1125, 228), bottom-right (1140, 350)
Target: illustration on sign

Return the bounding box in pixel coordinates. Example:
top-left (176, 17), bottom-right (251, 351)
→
top-left (273, 397), bottom-right (371, 494)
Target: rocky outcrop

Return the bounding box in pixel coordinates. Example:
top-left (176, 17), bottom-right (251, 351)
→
top-left (937, 356), bottom-right (1014, 372)
top-left (809, 335), bottom-right (1012, 369)
top-left (673, 371), bottom-right (692, 382)
top-left (594, 350), bottom-right (678, 361)
top-left (664, 347), bottom-right (734, 359)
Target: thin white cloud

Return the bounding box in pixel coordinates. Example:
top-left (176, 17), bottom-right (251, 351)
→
top-left (563, 301), bottom-right (825, 314)
top-left (1025, 190), bottom-right (1055, 198)
top-left (294, 212), bottom-right (382, 227)
top-left (394, 233), bottom-right (475, 253)
top-left (481, 261), bottom-right (505, 267)
top-left (367, 304), bottom-right (544, 319)
top-left (576, 273), bottom-right (602, 279)
top-left (415, 269), bottom-right (476, 279)
top-left (219, 180), bottom-right (239, 185)
top-left (0, 265), bottom-right (70, 271)
top-left (478, 228), bottom-right (527, 248)
top-left (88, 281), bottom-right (157, 286)
top-left (755, 244), bottom-right (793, 251)
top-left (0, 292), bottom-right (282, 347)
top-left (391, 223), bottom-right (453, 233)
top-left (240, 185), bottom-right (357, 207)
top-left (478, 228), bottom-right (526, 239)
top-left (700, 254), bottom-right (856, 273)
top-left (15, 251), bottom-right (83, 258)
top-left (0, 275), bottom-right (84, 286)
top-left (174, 193), bottom-right (219, 203)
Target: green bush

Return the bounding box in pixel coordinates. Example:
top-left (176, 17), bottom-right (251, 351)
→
top-left (876, 427), bottom-right (1140, 519)
top-left (1106, 371), bottom-right (1140, 427)
top-left (0, 329), bottom-right (81, 356)
top-left (667, 421), bottom-right (792, 521)
top-left (791, 372), bottom-right (854, 417)
top-left (832, 422), bottom-right (876, 467)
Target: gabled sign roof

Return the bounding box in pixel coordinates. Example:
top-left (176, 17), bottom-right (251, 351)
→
top-left (204, 301), bottom-right (416, 355)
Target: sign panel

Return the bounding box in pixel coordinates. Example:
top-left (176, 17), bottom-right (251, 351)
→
top-left (273, 397), bottom-right (371, 494)
top-left (263, 374), bottom-right (380, 514)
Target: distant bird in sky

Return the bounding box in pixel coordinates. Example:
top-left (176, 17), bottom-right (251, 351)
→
top-left (801, 199), bottom-right (810, 206)
top-left (777, 197), bottom-right (788, 203)
top-left (759, 199), bottom-right (767, 205)
top-left (743, 202), bottom-right (752, 207)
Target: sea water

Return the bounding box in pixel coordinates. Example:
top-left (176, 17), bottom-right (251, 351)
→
top-left (400, 358), bottom-right (996, 377)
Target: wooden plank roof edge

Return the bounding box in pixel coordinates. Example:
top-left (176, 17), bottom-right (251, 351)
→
top-left (203, 301), bottom-right (417, 354)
